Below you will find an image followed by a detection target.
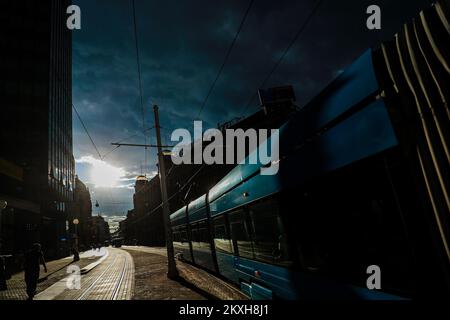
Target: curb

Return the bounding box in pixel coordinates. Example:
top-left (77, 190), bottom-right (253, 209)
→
top-left (37, 249), bottom-right (109, 282)
top-left (80, 249), bottom-right (109, 275)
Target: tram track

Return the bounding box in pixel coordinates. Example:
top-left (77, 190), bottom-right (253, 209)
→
top-left (77, 249), bottom-right (133, 300)
top-left (76, 254), bottom-right (120, 300)
top-left (111, 251), bottom-right (130, 300)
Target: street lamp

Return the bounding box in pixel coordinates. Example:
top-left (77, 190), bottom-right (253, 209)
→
top-left (72, 218), bottom-right (80, 261)
top-left (73, 219), bottom-right (80, 241)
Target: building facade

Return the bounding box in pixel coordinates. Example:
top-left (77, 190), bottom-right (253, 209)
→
top-left (121, 175), bottom-right (165, 246)
top-left (87, 215), bottom-right (111, 247)
top-left (69, 177), bottom-right (93, 251)
top-left (0, 0), bottom-right (74, 258)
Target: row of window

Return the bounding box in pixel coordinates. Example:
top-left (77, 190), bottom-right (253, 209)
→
top-left (172, 198), bottom-right (293, 268)
top-left (171, 152), bottom-right (417, 294)
top-left (48, 0), bottom-right (73, 203)
top-left (213, 199), bottom-right (293, 267)
top-left (173, 226), bottom-right (188, 246)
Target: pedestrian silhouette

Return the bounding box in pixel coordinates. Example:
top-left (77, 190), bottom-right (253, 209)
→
top-left (24, 243), bottom-right (47, 300)
top-left (0, 242), bottom-right (7, 291)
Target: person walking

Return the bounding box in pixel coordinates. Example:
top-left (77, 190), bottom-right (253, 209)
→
top-left (24, 243), bottom-right (47, 300)
top-left (0, 255), bottom-right (7, 291)
top-left (0, 240), bottom-right (7, 291)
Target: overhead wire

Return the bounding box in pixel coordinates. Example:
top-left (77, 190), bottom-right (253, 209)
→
top-left (131, 0), bottom-right (150, 175)
top-left (240, 0), bottom-right (324, 117)
top-left (72, 103), bottom-right (103, 160)
top-left (196, 0), bottom-right (255, 119)
top-left (125, 0), bottom-right (326, 226)
top-left (101, 126), bottom-right (155, 160)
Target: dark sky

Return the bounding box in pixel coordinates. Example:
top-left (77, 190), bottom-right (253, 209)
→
top-left (71, 0), bottom-right (434, 216)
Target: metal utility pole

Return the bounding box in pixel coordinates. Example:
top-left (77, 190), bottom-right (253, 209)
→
top-left (153, 105), bottom-right (179, 279)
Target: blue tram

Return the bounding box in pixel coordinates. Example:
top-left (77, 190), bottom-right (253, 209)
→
top-left (170, 1), bottom-right (450, 300)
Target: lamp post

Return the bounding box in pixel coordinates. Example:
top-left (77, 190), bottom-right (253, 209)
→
top-left (72, 218), bottom-right (80, 261)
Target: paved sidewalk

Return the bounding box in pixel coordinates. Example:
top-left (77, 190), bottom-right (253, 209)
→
top-left (0, 250), bottom-right (102, 300)
top-left (124, 246), bottom-right (248, 300)
top-left (35, 248), bottom-right (133, 300)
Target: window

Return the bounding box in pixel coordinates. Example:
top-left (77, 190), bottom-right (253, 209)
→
top-left (198, 220), bottom-right (210, 249)
top-left (229, 210), bottom-right (253, 259)
top-left (181, 231), bottom-right (188, 243)
top-left (173, 226), bottom-right (189, 247)
top-left (190, 223), bottom-right (199, 248)
top-left (290, 156), bottom-right (416, 294)
top-left (249, 199), bottom-right (293, 267)
top-left (173, 231), bottom-right (180, 243)
top-left (213, 216), bottom-right (233, 254)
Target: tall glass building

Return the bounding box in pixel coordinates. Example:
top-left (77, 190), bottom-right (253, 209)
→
top-left (0, 0), bottom-right (74, 258)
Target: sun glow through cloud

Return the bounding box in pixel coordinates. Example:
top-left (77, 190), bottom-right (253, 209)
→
top-left (76, 156), bottom-right (126, 188)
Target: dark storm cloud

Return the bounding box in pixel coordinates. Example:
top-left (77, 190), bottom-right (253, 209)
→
top-left (72, 0), bottom-right (434, 213)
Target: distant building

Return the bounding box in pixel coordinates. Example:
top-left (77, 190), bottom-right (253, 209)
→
top-left (119, 209), bottom-right (136, 241)
top-left (121, 175), bottom-right (165, 246)
top-left (69, 177), bottom-right (93, 250)
top-left (0, 0), bottom-right (74, 258)
top-left (88, 215), bottom-right (111, 246)
top-left (133, 176), bottom-right (151, 217)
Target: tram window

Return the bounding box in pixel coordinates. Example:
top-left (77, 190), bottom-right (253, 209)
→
top-left (173, 231), bottom-right (180, 243)
top-left (190, 223), bottom-right (199, 245)
top-left (173, 227), bottom-right (188, 246)
top-left (229, 210), bottom-right (253, 259)
top-left (198, 220), bottom-right (210, 249)
top-left (213, 216), bottom-right (233, 254)
top-left (295, 158), bottom-right (415, 294)
top-left (181, 231), bottom-right (188, 243)
top-left (249, 199), bottom-right (293, 267)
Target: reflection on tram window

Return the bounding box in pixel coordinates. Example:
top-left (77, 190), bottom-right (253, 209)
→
top-left (213, 216), bottom-right (233, 254)
top-left (249, 199), bottom-right (293, 267)
top-left (190, 223), bottom-right (199, 247)
top-left (181, 231), bottom-right (188, 243)
top-left (198, 220), bottom-right (210, 250)
top-left (295, 160), bottom-right (415, 294)
top-left (229, 210), bottom-right (253, 259)
top-left (173, 226), bottom-right (189, 248)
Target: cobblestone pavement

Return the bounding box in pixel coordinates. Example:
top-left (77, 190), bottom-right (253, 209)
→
top-left (124, 246), bottom-right (248, 300)
top-left (0, 251), bottom-right (102, 301)
top-left (35, 248), bottom-right (134, 300)
top-left (126, 248), bottom-right (206, 300)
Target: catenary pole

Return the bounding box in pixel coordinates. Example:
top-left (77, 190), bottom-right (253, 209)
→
top-left (153, 105), bottom-right (179, 279)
